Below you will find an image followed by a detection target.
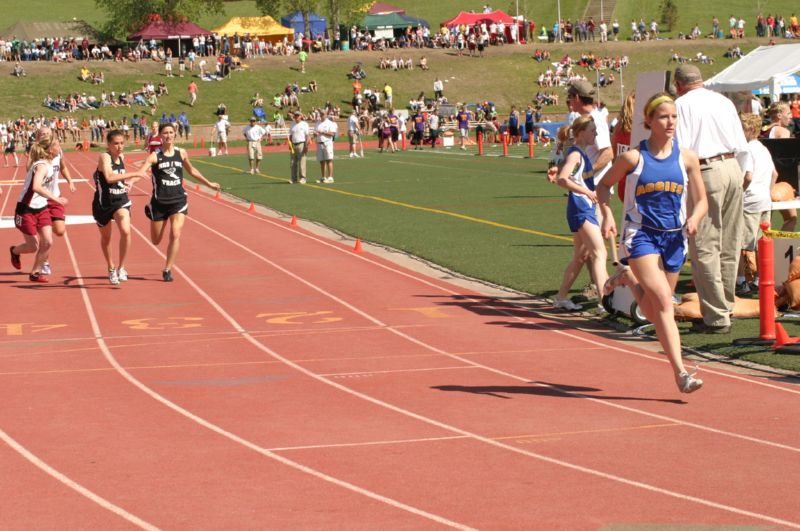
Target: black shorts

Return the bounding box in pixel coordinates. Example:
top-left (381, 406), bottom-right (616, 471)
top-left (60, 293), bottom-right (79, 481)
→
top-left (93, 200), bottom-right (131, 227)
top-left (145, 199), bottom-right (188, 222)
top-left (412, 131), bottom-right (423, 144)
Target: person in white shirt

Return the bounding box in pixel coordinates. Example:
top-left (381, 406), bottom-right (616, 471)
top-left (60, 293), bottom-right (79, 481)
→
top-left (214, 114), bottom-right (230, 155)
top-left (674, 64), bottom-right (749, 333)
top-left (347, 112), bottom-right (361, 157)
top-left (288, 111), bottom-right (310, 183)
top-left (315, 112), bottom-right (338, 183)
top-left (242, 117), bottom-right (267, 173)
top-left (737, 113), bottom-right (778, 294)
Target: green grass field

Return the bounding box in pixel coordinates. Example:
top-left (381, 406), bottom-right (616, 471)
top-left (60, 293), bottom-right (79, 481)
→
top-left (187, 145), bottom-right (800, 373)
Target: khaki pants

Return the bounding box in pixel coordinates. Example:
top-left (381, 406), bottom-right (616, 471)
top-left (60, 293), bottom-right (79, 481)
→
top-left (291, 142), bottom-right (306, 182)
top-left (688, 157), bottom-right (743, 327)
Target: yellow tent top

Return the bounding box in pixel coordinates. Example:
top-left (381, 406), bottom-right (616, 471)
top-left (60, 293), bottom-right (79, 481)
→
top-left (213, 16), bottom-right (294, 41)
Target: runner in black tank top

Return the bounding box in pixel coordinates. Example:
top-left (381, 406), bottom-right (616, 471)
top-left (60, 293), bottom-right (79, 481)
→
top-left (93, 130), bottom-right (145, 285)
top-left (139, 122), bottom-right (220, 282)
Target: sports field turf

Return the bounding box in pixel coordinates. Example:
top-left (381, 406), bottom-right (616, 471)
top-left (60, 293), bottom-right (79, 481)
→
top-left (190, 145), bottom-right (800, 373)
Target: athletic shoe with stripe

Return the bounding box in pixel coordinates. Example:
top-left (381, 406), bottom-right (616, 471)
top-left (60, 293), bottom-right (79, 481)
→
top-left (109, 268), bottom-right (119, 285)
top-left (117, 267), bottom-right (128, 282)
top-left (29, 272), bottom-right (48, 283)
top-left (162, 269), bottom-right (173, 282)
top-left (41, 262), bottom-right (51, 275)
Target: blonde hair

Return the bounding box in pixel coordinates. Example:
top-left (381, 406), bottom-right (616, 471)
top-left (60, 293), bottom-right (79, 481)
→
top-left (556, 124), bottom-right (571, 144)
top-left (643, 92), bottom-right (675, 130)
top-left (29, 134), bottom-right (58, 164)
top-left (768, 102), bottom-right (789, 118)
top-left (619, 91), bottom-right (635, 134)
top-left (739, 113), bottom-right (762, 141)
top-left (570, 115), bottom-right (595, 137)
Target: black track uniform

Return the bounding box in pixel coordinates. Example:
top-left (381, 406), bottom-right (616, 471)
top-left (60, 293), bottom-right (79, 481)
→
top-left (92, 154), bottom-right (131, 227)
top-left (145, 148), bottom-right (188, 221)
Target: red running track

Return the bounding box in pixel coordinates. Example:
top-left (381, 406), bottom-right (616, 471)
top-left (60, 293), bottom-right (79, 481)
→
top-left (1, 151), bottom-right (799, 529)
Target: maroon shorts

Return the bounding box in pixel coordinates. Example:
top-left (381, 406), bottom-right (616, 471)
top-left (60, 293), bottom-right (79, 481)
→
top-left (47, 199), bottom-right (66, 221)
top-left (15, 203), bottom-right (52, 236)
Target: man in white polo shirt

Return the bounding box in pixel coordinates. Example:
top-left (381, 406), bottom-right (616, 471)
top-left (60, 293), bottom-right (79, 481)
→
top-left (675, 64), bottom-right (749, 334)
top-left (243, 117), bottom-right (267, 174)
top-left (315, 111), bottom-right (338, 183)
top-left (288, 111), bottom-right (309, 184)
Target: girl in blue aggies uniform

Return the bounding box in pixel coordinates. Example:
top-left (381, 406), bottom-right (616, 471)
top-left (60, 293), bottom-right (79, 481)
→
top-left (139, 123), bottom-right (221, 282)
top-left (553, 115), bottom-right (609, 311)
top-left (598, 92), bottom-right (708, 394)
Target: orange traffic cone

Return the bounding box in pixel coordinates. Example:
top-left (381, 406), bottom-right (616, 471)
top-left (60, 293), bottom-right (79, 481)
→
top-left (193, 137), bottom-right (197, 148)
top-left (353, 239), bottom-right (363, 253)
top-left (195, 184), bottom-right (200, 191)
top-left (290, 215), bottom-right (298, 226)
top-left (214, 190), bottom-right (221, 200)
top-left (247, 202), bottom-right (256, 213)
top-left (772, 323), bottom-right (800, 348)
top-left (201, 138), bottom-right (205, 149)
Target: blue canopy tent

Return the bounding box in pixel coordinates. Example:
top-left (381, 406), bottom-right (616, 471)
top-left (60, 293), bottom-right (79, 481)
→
top-left (753, 73), bottom-right (800, 95)
top-left (280, 12), bottom-right (327, 38)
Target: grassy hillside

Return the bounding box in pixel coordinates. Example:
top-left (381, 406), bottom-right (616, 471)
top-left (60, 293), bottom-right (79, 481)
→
top-left (0, 39), bottom-right (761, 126)
top-left (5, 0), bottom-right (799, 39)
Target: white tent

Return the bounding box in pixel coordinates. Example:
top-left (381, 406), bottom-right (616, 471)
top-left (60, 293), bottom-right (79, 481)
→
top-left (705, 44), bottom-right (800, 99)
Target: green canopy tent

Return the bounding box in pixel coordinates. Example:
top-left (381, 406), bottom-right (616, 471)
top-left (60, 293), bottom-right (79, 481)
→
top-left (363, 13), bottom-right (429, 31)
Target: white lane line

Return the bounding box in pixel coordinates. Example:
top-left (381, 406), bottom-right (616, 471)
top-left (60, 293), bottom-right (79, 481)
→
top-left (269, 434), bottom-right (469, 452)
top-left (198, 192), bottom-right (800, 397)
top-left (190, 213), bottom-right (800, 455)
top-left (320, 365), bottom-right (478, 377)
top-left (61, 229), bottom-right (475, 531)
top-left (0, 427), bottom-right (159, 530)
top-left (161, 216), bottom-right (800, 528)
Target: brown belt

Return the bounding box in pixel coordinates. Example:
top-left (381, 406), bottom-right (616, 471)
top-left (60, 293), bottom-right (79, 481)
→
top-left (699, 152), bottom-right (735, 165)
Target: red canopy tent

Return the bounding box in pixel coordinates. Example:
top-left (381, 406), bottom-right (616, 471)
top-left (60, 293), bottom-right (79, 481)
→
top-left (128, 20), bottom-right (212, 41)
top-left (368, 2), bottom-right (406, 15)
top-left (441, 10), bottom-right (515, 27)
top-left (129, 20), bottom-right (213, 58)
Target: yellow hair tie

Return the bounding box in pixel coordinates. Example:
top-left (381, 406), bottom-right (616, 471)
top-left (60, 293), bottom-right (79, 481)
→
top-left (645, 95), bottom-right (674, 116)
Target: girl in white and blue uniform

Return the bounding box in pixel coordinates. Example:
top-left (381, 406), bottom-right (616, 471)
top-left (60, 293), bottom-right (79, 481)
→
top-left (598, 92), bottom-right (709, 394)
top-left (552, 115), bottom-right (609, 311)
top-left (619, 135), bottom-right (688, 273)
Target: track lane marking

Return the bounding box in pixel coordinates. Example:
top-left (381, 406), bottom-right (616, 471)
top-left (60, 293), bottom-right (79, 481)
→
top-left (55, 205), bottom-right (475, 528)
top-left (181, 211), bottom-right (800, 527)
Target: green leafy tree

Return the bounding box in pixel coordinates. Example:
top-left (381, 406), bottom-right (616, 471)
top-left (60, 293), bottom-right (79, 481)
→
top-left (660, 0), bottom-right (678, 32)
top-left (256, 0), bottom-right (319, 38)
top-left (95, 0), bottom-right (224, 39)
top-left (324, 0), bottom-right (372, 41)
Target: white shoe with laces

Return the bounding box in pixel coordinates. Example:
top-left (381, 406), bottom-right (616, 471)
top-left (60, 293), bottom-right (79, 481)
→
top-left (553, 298), bottom-right (582, 311)
top-left (677, 369), bottom-right (704, 393)
top-left (324, 176), bottom-right (334, 183)
top-left (117, 267), bottom-right (128, 282)
top-left (109, 268), bottom-right (119, 285)
top-left (41, 262), bottom-right (51, 275)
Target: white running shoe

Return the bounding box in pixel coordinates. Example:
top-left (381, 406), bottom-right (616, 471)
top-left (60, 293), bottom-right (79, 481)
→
top-left (41, 262), bottom-right (51, 275)
top-left (677, 370), bottom-right (704, 393)
top-left (324, 176), bottom-right (335, 183)
top-left (349, 152), bottom-right (355, 158)
top-left (117, 267), bottom-right (128, 282)
top-left (109, 268), bottom-right (119, 285)
top-left (553, 298), bottom-right (582, 311)
top-left (299, 177), bottom-right (306, 184)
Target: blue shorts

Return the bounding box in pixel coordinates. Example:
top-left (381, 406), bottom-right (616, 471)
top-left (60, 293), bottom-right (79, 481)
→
top-left (567, 211), bottom-right (598, 233)
top-left (621, 223), bottom-right (686, 273)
